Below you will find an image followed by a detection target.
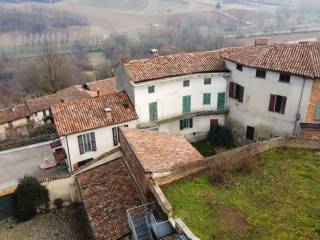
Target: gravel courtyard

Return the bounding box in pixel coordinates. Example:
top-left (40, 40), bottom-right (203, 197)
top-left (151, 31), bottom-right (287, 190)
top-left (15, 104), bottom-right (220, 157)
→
top-left (0, 207), bottom-right (88, 240)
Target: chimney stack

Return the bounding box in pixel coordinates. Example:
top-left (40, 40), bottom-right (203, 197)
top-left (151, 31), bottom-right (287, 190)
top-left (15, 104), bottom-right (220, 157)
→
top-left (104, 108), bottom-right (112, 120)
top-left (122, 58), bottom-right (130, 64)
top-left (97, 89), bottom-right (100, 97)
top-left (255, 38), bottom-right (268, 46)
top-left (150, 49), bottom-right (159, 58)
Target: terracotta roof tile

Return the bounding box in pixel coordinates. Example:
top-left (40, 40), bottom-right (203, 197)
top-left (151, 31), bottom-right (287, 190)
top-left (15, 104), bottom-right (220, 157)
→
top-left (76, 159), bottom-right (142, 240)
top-left (52, 90), bottom-right (138, 136)
top-left (121, 128), bottom-right (203, 173)
top-left (124, 49), bottom-right (233, 83)
top-left (222, 41), bottom-right (320, 79)
top-left (0, 104), bottom-right (30, 124)
top-left (85, 78), bottom-right (116, 95)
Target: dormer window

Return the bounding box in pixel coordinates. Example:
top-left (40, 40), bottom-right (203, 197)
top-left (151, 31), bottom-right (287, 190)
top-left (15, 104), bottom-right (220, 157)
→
top-left (148, 86), bottom-right (155, 94)
top-left (256, 69), bottom-right (266, 79)
top-left (279, 73), bottom-right (291, 83)
top-left (236, 64), bottom-right (243, 71)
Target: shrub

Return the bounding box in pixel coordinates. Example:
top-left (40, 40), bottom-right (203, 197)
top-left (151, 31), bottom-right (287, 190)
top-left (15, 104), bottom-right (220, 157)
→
top-left (29, 123), bottom-right (56, 138)
top-left (209, 161), bottom-right (231, 185)
top-left (15, 176), bottom-right (49, 221)
top-left (208, 125), bottom-right (236, 149)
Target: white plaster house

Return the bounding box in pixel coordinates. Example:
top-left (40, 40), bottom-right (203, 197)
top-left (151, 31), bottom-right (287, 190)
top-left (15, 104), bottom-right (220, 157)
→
top-left (51, 90), bottom-right (138, 171)
top-left (221, 40), bottom-right (320, 141)
top-left (116, 51), bottom-right (231, 142)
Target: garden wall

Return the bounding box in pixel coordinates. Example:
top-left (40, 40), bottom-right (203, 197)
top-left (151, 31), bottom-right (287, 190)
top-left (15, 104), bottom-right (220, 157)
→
top-left (154, 136), bottom-right (320, 186)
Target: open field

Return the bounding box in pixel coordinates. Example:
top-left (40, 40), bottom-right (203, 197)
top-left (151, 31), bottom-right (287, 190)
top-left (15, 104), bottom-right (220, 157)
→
top-left (163, 148), bottom-right (320, 240)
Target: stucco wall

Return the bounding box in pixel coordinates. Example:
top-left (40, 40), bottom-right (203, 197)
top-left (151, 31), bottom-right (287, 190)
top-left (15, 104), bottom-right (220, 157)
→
top-left (115, 64), bottom-right (136, 106)
top-left (62, 120), bottom-right (137, 171)
top-left (133, 73), bottom-right (227, 123)
top-left (225, 61), bottom-right (313, 140)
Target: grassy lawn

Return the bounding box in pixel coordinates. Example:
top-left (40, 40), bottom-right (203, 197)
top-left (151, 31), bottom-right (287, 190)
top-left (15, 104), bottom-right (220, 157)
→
top-left (163, 148), bottom-right (320, 240)
top-left (192, 140), bottom-right (216, 157)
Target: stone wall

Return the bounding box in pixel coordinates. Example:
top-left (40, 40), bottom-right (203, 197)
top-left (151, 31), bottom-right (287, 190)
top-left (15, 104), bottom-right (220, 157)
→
top-left (154, 137), bottom-right (320, 186)
top-left (306, 79), bottom-right (320, 123)
top-left (119, 128), bottom-right (151, 201)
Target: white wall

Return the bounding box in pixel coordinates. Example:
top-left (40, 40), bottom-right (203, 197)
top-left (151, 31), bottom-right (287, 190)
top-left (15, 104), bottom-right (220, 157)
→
top-left (225, 61), bottom-right (313, 139)
top-left (63, 120), bottom-right (137, 171)
top-left (133, 73), bottom-right (227, 123)
top-left (152, 115), bottom-right (225, 142)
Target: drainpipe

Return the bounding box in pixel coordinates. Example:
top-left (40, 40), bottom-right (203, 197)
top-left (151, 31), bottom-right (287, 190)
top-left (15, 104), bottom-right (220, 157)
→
top-left (293, 78), bottom-right (306, 136)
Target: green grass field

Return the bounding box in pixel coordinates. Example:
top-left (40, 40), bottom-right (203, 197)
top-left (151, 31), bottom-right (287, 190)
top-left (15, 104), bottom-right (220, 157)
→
top-left (163, 148), bottom-right (320, 240)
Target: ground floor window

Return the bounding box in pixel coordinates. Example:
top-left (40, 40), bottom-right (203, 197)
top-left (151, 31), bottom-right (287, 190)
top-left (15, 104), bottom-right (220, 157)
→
top-left (246, 126), bottom-right (255, 140)
top-left (180, 118), bottom-right (193, 130)
top-left (77, 132), bottom-right (96, 155)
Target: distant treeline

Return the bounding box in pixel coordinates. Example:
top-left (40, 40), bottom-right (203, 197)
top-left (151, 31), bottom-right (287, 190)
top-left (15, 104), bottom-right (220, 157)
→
top-left (0, 6), bottom-right (87, 34)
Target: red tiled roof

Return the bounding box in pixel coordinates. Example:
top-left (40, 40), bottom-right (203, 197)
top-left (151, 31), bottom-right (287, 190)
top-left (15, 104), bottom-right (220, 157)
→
top-left (26, 85), bottom-right (94, 113)
top-left (85, 78), bottom-right (116, 95)
top-left (121, 128), bottom-right (203, 173)
top-left (0, 104), bottom-right (30, 124)
top-left (51, 90), bottom-right (138, 136)
top-left (76, 159), bottom-right (143, 240)
top-left (222, 41), bottom-right (320, 79)
top-left (124, 49), bottom-right (233, 83)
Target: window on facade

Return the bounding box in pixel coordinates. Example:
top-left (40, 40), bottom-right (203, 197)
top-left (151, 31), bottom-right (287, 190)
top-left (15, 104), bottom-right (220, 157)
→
top-left (148, 85), bottom-right (155, 94)
top-left (149, 102), bottom-right (158, 121)
top-left (183, 95), bottom-right (191, 113)
top-left (256, 70), bottom-right (266, 79)
top-left (204, 78), bottom-right (211, 85)
top-left (229, 82), bottom-right (244, 103)
top-left (269, 94), bottom-right (287, 114)
top-left (183, 80), bottom-right (190, 87)
top-left (34, 112), bottom-right (38, 117)
top-left (8, 121), bottom-right (13, 129)
top-left (203, 93), bottom-right (211, 105)
top-left (77, 132), bottom-right (96, 155)
top-left (279, 73), bottom-right (291, 83)
top-left (236, 64), bottom-right (243, 71)
top-left (217, 92), bottom-right (225, 110)
top-left (150, 127), bottom-right (159, 131)
top-left (43, 110), bottom-right (47, 117)
top-left (180, 118), bottom-right (193, 130)
top-left (112, 125), bottom-right (128, 146)
top-left (315, 103), bottom-right (320, 120)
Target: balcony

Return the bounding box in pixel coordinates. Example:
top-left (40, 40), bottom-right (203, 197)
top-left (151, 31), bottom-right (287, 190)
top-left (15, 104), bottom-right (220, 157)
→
top-left (137, 108), bottom-right (229, 129)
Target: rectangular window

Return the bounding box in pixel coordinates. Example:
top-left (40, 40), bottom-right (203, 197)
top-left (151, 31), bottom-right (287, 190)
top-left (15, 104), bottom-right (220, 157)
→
top-left (315, 103), bottom-right (320, 120)
top-left (217, 92), bottom-right (225, 110)
top-left (180, 118), bottom-right (193, 130)
top-left (236, 64), bottom-right (243, 71)
top-left (183, 80), bottom-right (190, 87)
top-left (77, 132), bottom-right (96, 155)
top-left (203, 93), bottom-right (211, 105)
top-left (8, 121), bottom-right (13, 129)
top-left (149, 102), bottom-right (158, 121)
top-left (268, 94), bottom-right (287, 114)
top-left (204, 78), bottom-right (211, 85)
top-left (229, 82), bottom-right (244, 103)
top-left (183, 95), bottom-right (191, 113)
top-left (256, 69), bottom-right (266, 79)
top-left (148, 85), bottom-right (155, 94)
top-left (279, 73), bottom-right (291, 83)
top-left (112, 127), bottom-right (118, 146)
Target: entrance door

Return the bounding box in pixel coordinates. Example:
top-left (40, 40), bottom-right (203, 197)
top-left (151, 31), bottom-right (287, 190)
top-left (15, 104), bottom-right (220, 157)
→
top-left (210, 119), bottom-right (219, 128)
top-left (246, 126), bottom-right (255, 140)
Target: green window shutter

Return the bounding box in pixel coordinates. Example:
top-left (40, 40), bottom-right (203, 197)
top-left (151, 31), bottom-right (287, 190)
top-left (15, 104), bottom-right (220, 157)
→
top-left (217, 92), bottom-right (225, 110)
top-left (189, 118), bottom-right (193, 128)
top-left (203, 93), bottom-right (211, 105)
top-left (183, 95), bottom-right (191, 113)
top-left (149, 102), bottom-right (158, 121)
top-left (315, 103), bottom-right (320, 120)
top-left (180, 120), bottom-right (184, 130)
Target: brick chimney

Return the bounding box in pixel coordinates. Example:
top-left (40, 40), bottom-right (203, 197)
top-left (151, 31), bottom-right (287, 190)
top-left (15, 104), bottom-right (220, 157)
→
top-left (97, 89), bottom-right (100, 97)
top-left (255, 38), bottom-right (268, 46)
top-left (122, 58), bottom-right (130, 64)
top-left (150, 49), bottom-right (159, 57)
top-left (104, 108), bottom-right (112, 120)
